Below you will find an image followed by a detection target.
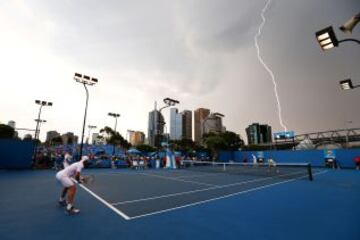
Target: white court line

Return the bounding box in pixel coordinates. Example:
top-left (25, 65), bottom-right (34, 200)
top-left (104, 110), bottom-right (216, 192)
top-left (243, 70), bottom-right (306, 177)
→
top-left (74, 179), bottom-right (131, 220)
top-left (173, 172), bottom-right (223, 179)
top-left (127, 170), bottom-right (328, 220)
top-left (138, 172), bottom-right (218, 187)
top-left (111, 169), bottom-right (310, 205)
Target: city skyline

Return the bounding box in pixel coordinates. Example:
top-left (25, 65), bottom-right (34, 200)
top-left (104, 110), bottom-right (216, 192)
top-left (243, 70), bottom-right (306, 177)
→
top-left (0, 0), bottom-right (359, 142)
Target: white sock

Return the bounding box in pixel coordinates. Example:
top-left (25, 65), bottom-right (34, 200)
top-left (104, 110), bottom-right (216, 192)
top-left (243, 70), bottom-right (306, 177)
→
top-left (67, 204), bottom-right (72, 210)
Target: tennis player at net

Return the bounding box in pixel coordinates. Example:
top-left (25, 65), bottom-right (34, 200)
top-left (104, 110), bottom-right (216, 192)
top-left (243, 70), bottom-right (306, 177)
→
top-left (56, 155), bottom-right (89, 215)
top-left (268, 158), bottom-right (279, 173)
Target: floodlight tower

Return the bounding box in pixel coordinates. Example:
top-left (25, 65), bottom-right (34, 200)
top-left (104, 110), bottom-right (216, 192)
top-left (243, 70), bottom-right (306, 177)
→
top-left (74, 73), bottom-right (98, 160)
top-left (156, 97), bottom-right (180, 148)
top-left (108, 112), bottom-right (120, 156)
top-left (34, 100), bottom-right (52, 140)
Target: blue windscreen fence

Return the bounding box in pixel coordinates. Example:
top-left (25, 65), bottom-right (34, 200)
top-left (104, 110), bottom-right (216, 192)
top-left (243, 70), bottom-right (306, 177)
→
top-left (0, 139), bottom-right (34, 169)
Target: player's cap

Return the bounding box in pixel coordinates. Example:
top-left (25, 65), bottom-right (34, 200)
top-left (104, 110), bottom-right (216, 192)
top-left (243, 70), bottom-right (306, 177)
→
top-left (81, 155), bottom-right (89, 162)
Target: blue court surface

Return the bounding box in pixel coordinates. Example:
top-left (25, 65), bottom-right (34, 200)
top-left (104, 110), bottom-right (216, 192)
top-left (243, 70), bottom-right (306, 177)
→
top-left (1, 167), bottom-right (360, 240)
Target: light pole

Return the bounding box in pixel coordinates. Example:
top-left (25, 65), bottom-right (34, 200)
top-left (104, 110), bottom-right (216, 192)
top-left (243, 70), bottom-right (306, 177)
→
top-left (34, 119), bottom-right (47, 140)
top-left (34, 100), bottom-right (52, 140)
top-left (108, 112), bottom-right (120, 156)
top-left (315, 13), bottom-right (359, 50)
top-left (74, 73), bottom-right (98, 160)
top-left (87, 125), bottom-right (97, 144)
top-left (156, 97), bottom-right (180, 148)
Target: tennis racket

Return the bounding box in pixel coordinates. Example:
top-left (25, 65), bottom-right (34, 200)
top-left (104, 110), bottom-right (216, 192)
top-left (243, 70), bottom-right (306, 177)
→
top-left (80, 175), bottom-right (95, 185)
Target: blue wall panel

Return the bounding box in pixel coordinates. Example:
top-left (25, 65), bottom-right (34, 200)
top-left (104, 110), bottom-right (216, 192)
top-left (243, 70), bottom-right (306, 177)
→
top-left (218, 149), bottom-right (360, 168)
top-left (0, 139), bottom-right (34, 169)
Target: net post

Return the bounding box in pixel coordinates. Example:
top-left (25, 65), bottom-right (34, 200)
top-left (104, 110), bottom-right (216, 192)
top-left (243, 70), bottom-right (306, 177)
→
top-left (307, 163), bottom-right (313, 181)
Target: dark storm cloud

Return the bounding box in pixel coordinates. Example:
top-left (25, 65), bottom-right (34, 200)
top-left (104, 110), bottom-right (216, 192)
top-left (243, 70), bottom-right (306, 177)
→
top-left (17, 0), bottom-right (360, 137)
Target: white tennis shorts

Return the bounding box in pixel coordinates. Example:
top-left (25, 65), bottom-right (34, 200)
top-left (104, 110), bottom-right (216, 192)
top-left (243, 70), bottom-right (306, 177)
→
top-left (56, 172), bottom-right (75, 187)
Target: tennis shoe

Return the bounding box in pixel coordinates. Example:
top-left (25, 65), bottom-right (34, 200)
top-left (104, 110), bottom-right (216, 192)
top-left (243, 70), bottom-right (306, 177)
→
top-left (65, 206), bottom-right (80, 215)
top-left (58, 199), bottom-right (67, 207)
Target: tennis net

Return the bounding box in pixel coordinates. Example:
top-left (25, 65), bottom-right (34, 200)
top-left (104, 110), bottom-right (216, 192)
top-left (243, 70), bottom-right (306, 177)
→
top-left (181, 160), bottom-right (313, 181)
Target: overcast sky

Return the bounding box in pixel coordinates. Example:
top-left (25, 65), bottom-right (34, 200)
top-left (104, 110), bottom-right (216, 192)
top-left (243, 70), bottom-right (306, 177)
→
top-left (0, 0), bottom-right (359, 142)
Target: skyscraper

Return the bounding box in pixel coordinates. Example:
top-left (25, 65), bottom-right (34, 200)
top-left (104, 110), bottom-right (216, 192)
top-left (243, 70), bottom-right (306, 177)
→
top-left (170, 108), bottom-right (183, 140)
top-left (148, 109), bottom-right (164, 147)
top-left (194, 108), bottom-right (210, 143)
top-left (128, 130), bottom-right (145, 146)
top-left (181, 110), bottom-right (192, 140)
top-left (246, 123), bottom-right (272, 145)
top-left (203, 113), bottom-right (224, 134)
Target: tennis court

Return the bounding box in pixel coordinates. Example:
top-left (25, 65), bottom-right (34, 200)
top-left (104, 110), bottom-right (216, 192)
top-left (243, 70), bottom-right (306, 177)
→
top-left (1, 165), bottom-right (360, 240)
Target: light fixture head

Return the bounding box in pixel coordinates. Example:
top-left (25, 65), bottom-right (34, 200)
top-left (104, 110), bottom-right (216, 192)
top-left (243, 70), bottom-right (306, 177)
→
top-left (340, 79), bottom-right (354, 90)
top-left (74, 73), bottom-right (98, 85)
top-left (315, 26), bottom-right (339, 51)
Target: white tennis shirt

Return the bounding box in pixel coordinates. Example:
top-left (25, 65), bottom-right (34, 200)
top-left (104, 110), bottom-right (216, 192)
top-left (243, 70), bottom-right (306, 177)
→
top-left (57, 160), bottom-right (85, 178)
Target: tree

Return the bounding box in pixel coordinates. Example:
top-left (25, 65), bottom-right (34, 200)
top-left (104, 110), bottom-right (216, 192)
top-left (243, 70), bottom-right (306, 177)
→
top-left (136, 144), bottom-right (156, 153)
top-left (100, 126), bottom-right (131, 149)
top-left (0, 124), bottom-right (15, 139)
top-left (203, 131), bottom-right (244, 160)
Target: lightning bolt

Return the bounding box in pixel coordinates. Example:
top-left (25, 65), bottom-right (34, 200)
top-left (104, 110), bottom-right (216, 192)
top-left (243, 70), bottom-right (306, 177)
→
top-left (254, 0), bottom-right (287, 132)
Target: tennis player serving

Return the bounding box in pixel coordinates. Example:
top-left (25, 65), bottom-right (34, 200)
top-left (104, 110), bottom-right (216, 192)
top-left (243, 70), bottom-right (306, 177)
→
top-left (56, 155), bottom-right (89, 215)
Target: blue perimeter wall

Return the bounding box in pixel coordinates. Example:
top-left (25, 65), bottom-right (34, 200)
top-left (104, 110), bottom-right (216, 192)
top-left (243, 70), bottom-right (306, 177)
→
top-left (218, 149), bottom-right (360, 168)
top-left (0, 139), bottom-right (34, 169)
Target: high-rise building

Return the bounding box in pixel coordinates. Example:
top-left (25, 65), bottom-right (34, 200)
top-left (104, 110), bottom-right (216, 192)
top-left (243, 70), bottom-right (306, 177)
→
top-left (194, 108), bottom-right (210, 143)
top-left (7, 120), bottom-right (16, 129)
top-left (148, 109), bottom-right (165, 147)
top-left (7, 121), bottom-right (18, 138)
top-left (170, 108), bottom-right (183, 140)
top-left (128, 130), bottom-right (145, 146)
top-left (181, 110), bottom-right (192, 140)
top-left (61, 132), bottom-right (78, 145)
top-left (46, 131), bottom-right (60, 142)
top-left (246, 123), bottom-right (272, 145)
top-left (203, 113), bottom-right (224, 134)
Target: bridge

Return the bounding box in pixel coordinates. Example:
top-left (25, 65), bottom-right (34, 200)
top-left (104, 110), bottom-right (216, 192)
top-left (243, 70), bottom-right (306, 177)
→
top-left (254, 128), bottom-right (360, 150)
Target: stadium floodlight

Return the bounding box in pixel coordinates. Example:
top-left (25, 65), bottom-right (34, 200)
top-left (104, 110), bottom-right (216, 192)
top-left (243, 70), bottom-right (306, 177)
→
top-left (108, 112), bottom-right (121, 156)
top-left (163, 97), bottom-right (180, 106)
top-left (34, 100), bottom-right (52, 140)
top-left (316, 24), bottom-right (360, 51)
top-left (339, 79), bottom-right (360, 90)
top-left (154, 97), bottom-right (180, 149)
top-left (315, 26), bottom-right (339, 51)
top-left (74, 72), bottom-right (98, 160)
top-left (74, 73), bottom-right (98, 86)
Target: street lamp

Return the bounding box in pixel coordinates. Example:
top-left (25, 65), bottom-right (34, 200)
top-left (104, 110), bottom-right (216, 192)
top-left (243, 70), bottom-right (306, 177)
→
top-left (108, 112), bottom-right (120, 156)
top-left (87, 125), bottom-right (97, 144)
top-left (74, 73), bottom-right (98, 160)
top-left (315, 26), bottom-right (339, 50)
top-left (34, 100), bottom-right (52, 140)
top-left (339, 79), bottom-right (360, 90)
top-left (315, 13), bottom-right (360, 51)
top-left (156, 97), bottom-right (180, 148)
